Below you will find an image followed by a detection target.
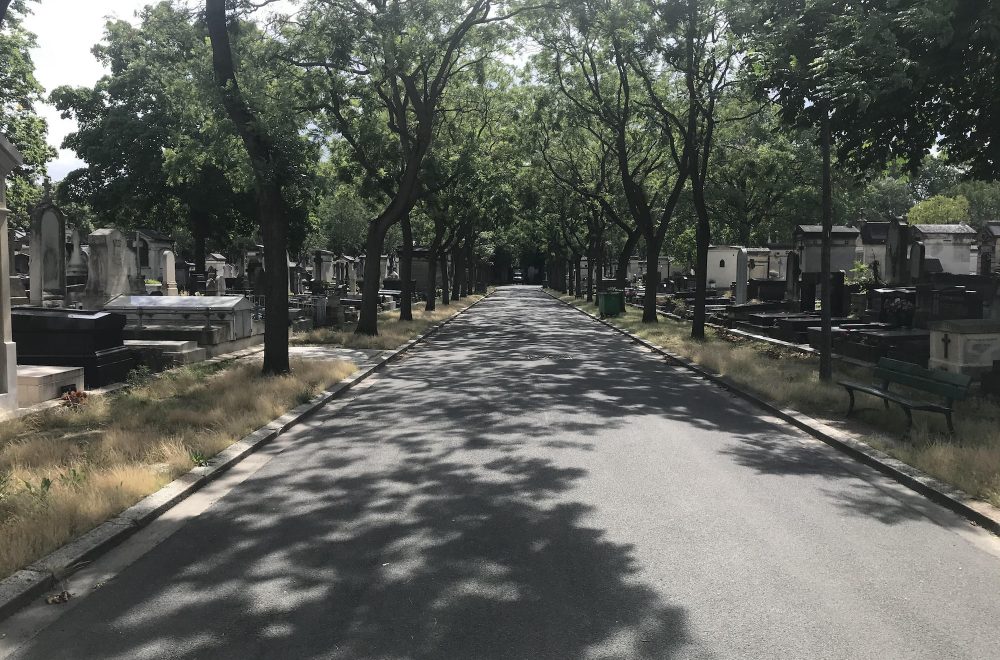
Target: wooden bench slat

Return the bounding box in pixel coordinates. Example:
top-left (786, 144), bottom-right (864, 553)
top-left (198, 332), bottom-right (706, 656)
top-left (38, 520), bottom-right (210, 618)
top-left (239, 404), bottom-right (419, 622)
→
top-left (877, 358), bottom-right (972, 388)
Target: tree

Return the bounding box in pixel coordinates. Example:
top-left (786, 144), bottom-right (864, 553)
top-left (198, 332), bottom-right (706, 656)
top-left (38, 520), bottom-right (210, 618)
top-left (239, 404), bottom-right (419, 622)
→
top-left (0, 0), bottom-right (53, 229)
top-left (206, 0), bottom-right (315, 375)
top-left (908, 195), bottom-right (970, 225)
top-left (531, 0), bottom-right (691, 323)
top-left (52, 3), bottom-right (257, 271)
top-left (290, 0), bottom-right (523, 335)
top-left (945, 181), bottom-right (1000, 229)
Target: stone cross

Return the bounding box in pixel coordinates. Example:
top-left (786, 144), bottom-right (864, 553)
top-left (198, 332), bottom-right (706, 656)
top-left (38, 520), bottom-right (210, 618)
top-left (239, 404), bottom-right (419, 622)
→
top-left (0, 134), bottom-right (24, 417)
top-left (161, 250), bottom-right (179, 295)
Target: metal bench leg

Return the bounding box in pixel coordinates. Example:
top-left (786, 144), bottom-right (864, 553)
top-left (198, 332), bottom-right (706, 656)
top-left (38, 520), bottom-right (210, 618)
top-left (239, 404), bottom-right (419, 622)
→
top-left (845, 389), bottom-right (856, 416)
top-left (945, 411), bottom-right (955, 435)
top-left (901, 406), bottom-right (913, 439)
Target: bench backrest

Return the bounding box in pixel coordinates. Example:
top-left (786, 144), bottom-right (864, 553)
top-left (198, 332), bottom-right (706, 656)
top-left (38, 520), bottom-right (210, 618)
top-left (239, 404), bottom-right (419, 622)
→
top-left (874, 358), bottom-right (972, 401)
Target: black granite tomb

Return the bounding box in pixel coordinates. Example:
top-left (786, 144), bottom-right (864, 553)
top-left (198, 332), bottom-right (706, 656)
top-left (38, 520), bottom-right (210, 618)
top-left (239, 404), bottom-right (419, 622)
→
top-left (12, 308), bottom-right (135, 387)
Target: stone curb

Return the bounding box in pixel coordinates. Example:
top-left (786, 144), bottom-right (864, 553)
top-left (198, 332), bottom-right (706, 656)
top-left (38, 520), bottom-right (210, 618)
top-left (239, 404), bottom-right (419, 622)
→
top-left (545, 290), bottom-right (1000, 537)
top-left (0, 293), bottom-right (491, 623)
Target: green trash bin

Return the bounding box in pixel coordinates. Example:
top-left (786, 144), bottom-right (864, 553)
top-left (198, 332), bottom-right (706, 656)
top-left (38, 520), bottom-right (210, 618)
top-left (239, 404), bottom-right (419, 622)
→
top-left (598, 290), bottom-right (625, 317)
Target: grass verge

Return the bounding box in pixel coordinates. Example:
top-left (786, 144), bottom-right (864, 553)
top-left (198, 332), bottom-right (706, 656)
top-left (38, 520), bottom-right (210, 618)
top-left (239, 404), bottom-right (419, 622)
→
top-left (0, 358), bottom-right (356, 580)
top-left (553, 291), bottom-right (1000, 509)
top-left (291, 294), bottom-right (485, 350)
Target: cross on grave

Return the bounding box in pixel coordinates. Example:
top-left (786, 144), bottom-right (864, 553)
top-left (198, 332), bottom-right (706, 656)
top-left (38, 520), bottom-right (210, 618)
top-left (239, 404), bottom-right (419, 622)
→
top-left (942, 333), bottom-right (952, 359)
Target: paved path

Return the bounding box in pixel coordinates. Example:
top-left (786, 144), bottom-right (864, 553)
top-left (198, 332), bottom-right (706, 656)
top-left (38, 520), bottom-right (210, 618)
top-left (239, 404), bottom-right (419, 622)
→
top-left (6, 287), bottom-right (1000, 659)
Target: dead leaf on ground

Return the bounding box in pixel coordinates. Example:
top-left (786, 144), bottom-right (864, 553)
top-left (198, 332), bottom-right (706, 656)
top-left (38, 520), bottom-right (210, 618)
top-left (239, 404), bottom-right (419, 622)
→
top-left (45, 591), bottom-right (72, 605)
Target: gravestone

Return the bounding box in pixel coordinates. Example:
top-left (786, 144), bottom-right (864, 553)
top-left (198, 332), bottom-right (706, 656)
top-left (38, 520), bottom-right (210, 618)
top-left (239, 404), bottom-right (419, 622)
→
top-left (66, 227), bottom-right (87, 286)
top-left (83, 228), bottom-right (138, 308)
top-left (0, 135), bottom-right (23, 418)
top-left (161, 250), bottom-right (179, 295)
top-left (928, 319), bottom-right (1000, 377)
top-left (215, 268), bottom-right (227, 295)
top-left (28, 194), bottom-right (66, 305)
top-left (735, 248), bottom-right (749, 304)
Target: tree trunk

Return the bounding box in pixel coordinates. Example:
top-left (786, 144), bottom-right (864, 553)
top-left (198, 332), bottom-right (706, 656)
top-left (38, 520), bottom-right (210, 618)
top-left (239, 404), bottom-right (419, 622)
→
top-left (451, 245), bottom-right (463, 300)
top-left (399, 213), bottom-right (413, 321)
top-left (357, 220), bottom-right (391, 335)
top-left (575, 256), bottom-right (582, 298)
top-left (259, 183), bottom-right (290, 374)
top-left (820, 112), bottom-right (834, 381)
top-left (439, 251), bottom-right (450, 305)
top-left (642, 235), bottom-right (661, 323)
top-left (616, 228), bottom-right (641, 288)
top-left (206, 0), bottom-right (292, 374)
top-left (586, 250), bottom-right (594, 302)
top-left (425, 250), bottom-right (438, 311)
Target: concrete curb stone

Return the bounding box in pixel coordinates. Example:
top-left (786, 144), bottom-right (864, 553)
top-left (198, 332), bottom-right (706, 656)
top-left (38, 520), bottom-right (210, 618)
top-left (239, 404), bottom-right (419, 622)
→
top-left (545, 290), bottom-right (1000, 537)
top-left (0, 292), bottom-right (492, 622)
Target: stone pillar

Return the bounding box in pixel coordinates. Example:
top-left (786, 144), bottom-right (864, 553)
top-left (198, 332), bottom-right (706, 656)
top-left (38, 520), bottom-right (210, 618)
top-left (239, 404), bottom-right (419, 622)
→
top-left (0, 135), bottom-right (24, 417)
top-left (161, 250), bottom-right (179, 295)
top-left (735, 248), bottom-right (749, 305)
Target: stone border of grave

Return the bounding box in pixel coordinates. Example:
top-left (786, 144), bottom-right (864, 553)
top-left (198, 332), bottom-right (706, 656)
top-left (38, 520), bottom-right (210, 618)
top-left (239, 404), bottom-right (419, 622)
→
top-left (0, 292), bottom-right (493, 622)
top-left (544, 289), bottom-right (1000, 538)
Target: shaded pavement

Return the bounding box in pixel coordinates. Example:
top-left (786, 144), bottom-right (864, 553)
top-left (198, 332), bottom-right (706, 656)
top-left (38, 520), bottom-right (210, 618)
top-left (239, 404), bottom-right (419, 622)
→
top-left (8, 287), bottom-right (1000, 659)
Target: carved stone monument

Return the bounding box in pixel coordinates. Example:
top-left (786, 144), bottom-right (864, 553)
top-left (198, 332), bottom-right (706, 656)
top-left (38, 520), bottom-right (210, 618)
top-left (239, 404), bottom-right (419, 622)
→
top-left (83, 228), bottom-right (138, 308)
top-left (28, 190), bottom-right (66, 305)
top-left (0, 135), bottom-right (23, 418)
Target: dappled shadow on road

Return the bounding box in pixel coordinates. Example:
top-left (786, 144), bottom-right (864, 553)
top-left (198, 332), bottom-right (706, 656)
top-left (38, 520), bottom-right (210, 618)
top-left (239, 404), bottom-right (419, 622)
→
top-left (15, 287), bottom-right (963, 659)
top-left (19, 421), bottom-right (690, 659)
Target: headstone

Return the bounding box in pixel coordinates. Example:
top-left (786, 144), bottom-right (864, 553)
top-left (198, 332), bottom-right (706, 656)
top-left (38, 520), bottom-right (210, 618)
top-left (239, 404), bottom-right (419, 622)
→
top-left (215, 268), bottom-right (227, 295)
top-left (161, 250), bottom-right (179, 295)
top-left (83, 228), bottom-right (138, 308)
top-left (0, 134), bottom-right (24, 417)
top-left (28, 194), bottom-right (66, 305)
top-left (66, 227), bottom-right (87, 285)
top-left (928, 319), bottom-right (1000, 377)
top-left (830, 271), bottom-right (847, 317)
top-left (735, 248), bottom-right (748, 304)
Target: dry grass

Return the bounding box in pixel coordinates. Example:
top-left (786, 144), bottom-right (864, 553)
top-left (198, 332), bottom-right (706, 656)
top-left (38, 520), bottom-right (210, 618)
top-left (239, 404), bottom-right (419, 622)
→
top-left (291, 295), bottom-right (484, 350)
top-left (555, 292), bottom-right (1000, 509)
top-left (0, 358), bottom-right (356, 579)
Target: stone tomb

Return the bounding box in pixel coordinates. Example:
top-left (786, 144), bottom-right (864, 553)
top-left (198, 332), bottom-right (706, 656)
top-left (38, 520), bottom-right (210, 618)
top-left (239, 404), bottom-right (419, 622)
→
top-left (28, 195), bottom-right (66, 305)
top-left (104, 295), bottom-right (262, 357)
top-left (928, 319), bottom-right (1000, 378)
top-left (12, 308), bottom-right (134, 388)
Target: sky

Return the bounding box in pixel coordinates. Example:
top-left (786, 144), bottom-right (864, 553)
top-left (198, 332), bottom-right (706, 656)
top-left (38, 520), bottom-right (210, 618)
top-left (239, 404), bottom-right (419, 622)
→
top-left (24, 0), bottom-right (153, 181)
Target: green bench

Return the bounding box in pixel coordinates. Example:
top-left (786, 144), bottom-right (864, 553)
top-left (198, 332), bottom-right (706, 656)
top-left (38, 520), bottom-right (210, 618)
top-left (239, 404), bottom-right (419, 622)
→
top-left (839, 358), bottom-right (972, 434)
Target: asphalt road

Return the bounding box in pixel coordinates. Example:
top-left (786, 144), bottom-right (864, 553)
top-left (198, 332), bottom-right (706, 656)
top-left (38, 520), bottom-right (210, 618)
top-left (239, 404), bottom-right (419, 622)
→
top-left (7, 286), bottom-right (1000, 659)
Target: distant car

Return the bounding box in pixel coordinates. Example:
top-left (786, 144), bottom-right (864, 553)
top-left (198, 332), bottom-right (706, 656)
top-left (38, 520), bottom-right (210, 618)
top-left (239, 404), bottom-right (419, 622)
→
top-left (512, 270), bottom-right (524, 284)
